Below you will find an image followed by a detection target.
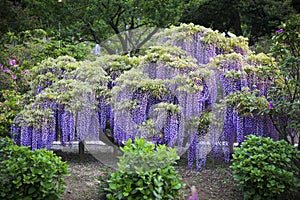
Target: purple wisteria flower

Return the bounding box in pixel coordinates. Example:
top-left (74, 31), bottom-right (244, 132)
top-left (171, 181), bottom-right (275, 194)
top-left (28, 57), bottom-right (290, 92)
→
top-left (12, 73), bottom-right (17, 80)
top-left (0, 63), bottom-right (3, 70)
top-left (275, 29), bottom-right (283, 34)
top-left (269, 102), bottom-right (274, 110)
top-left (188, 186), bottom-right (199, 200)
top-left (9, 59), bottom-right (17, 66)
top-left (3, 68), bottom-right (11, 73)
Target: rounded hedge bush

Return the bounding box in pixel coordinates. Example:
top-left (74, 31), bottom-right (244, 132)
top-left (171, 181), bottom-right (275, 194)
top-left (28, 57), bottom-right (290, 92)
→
top-left (231, 135), bottom-right (300, 200)
top-left (0, 137), bottom-right (69, 200)
top-left (102, 138), bottom-right (185, 200)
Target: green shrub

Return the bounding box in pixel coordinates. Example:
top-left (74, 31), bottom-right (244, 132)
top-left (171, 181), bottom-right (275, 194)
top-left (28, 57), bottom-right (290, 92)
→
top-left (0, 137), bottom-right (69, 200)
top-left (0, 90), bottom-right (23, 137)
top-left (0, 137), bottom-right (15, 161)
top-left (102, 138), bottom-right (185, 200)
top-left (231, 135), bottom-right (300, 200)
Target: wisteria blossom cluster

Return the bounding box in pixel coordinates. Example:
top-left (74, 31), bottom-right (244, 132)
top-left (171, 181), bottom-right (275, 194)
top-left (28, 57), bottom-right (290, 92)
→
top-left (11, 56), bottom-right (110, 150)
top-left (11, 24), bottom-right (279, 170)
top-left (152, 24), bottom-right (278, 168)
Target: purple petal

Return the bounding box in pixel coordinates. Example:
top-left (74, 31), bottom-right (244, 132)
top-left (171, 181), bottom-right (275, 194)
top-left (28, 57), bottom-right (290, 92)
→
top-left (275, 29), bottom-right (283, 34)
top-left (188, 186), bottom-right (199, 200)
top-left (12, 73), bottom-right (17, 80)
top-left (3, 68), bottom-right (11, 73)
top-left (9, 59), bottom-right (17, 66)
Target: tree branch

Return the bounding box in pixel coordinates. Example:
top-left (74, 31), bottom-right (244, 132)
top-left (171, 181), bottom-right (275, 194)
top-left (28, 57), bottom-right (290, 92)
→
top-left (136, 27), bottom-right (159, 50)
top-left (87, 25), bottom-right (114, 54)
top-left (108, 21), bottom-right (127, 52)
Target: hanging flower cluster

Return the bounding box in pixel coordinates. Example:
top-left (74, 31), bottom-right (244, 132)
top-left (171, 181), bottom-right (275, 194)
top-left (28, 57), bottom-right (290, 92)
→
top-left (10, 24), bottom-right (280, 170)
top-left (155, 24), bottom-right (279, 168)
top-left (109, 44), bottom-right (220, 170)
top-left (11, 56), bottom-right (110, 150)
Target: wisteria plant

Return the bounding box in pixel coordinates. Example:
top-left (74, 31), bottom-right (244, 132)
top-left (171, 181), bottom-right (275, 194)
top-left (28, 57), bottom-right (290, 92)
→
top-left (224, 14), bottom-right (300, 147)
top-left (9, 23), bottom-right (295, 171)
top-left (11, 56), bottom-right (110, 149)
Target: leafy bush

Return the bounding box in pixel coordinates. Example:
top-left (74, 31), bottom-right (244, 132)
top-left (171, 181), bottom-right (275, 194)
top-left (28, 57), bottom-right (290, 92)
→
top-left (265, 14), bottom-right (300, 144)
top-left (0, 137), bottom-right (69, 200)
top-left (0, 137), bottom-right (15, 161)
top-left (102, 138), bottom-right (185, 200)
top-left (0, 73), bottom-right (14, 94)
top-left (225, 87), bottom-right (268, 117)
top-left (0, 90), bottom-right (23, 137)
top-left (231, 135), bottom-right (300, 200)
top-left (1, 29), bottom-right (91, 68)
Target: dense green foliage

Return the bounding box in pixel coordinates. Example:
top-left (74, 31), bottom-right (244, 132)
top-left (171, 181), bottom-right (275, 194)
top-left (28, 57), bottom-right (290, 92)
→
top-left (0, 90), bottom-right (23, 137)
top-left (1, 0), bottom-right (298, 51)
top-left (0, 137), bottom-right (69, 199)
top-left (102, 138), bottom-right (184, 199)
top-left (1, 29), bottom-right (91, 66)
top-left (231, 135), bottom-right (300, 200)
top-left (18, 0), bottom-right (187, 54)
top-left (238, 0), bottom-right (296, 44)
top-left (1, 0), bottom-right (298, 56)
top-left (181, 0), bottom-right (242, 36)
top-left (225, 88), bottom-right (269, 117)
top-left (0, 29), bottom-right (91, 104)
top-left (0, 0), bottom-right (34, 34)
top-left (181, 0), bottom-right (298, 45)
top-left (264, 14), bottom-right (300, 144)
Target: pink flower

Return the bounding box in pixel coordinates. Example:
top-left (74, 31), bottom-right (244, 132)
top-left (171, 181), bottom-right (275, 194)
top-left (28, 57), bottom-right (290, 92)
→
top-left (269, 102), bottom-right (274, 110)
top-left (275, 29), bottom-right (283, 34)
top-left (9, 59), bottom-right (17, 66)
top-left (188, 186), bottom-right (199, 200)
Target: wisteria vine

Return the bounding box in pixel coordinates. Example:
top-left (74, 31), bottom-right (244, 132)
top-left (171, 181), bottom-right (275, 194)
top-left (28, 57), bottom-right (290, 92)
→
top-left (10, 24), bottom-right (279, 171)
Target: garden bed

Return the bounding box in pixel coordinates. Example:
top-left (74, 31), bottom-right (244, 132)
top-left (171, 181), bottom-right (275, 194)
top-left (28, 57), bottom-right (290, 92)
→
top-left (55, 151), bottom-right (243, 200)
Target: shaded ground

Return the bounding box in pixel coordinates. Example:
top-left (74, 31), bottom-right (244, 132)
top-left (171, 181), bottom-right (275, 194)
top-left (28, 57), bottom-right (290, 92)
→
top-left (55, 151), bottom-right (243, 200)
top-left (177, 155), bottom-right (243, 200)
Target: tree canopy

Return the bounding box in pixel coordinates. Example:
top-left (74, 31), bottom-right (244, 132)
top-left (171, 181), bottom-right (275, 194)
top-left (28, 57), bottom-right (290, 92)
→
top-left (1, 0), bottom-right (298, 49)
top-left (20, 0), bottom-right (187, 53)
top-left (181, 0), bottom-right (298, 45)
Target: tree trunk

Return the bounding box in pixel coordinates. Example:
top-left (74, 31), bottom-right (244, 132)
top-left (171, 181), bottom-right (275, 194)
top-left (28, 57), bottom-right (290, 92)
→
top-left (79, 141), bottom-right (85, 155)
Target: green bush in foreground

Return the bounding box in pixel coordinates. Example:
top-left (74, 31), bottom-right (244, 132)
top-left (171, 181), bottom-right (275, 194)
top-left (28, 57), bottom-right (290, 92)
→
top-left (0, 137), bottom-right (69, 200)
top-left (102, 138), bottom-right (185, 200)
top-left (231, 135), bottom-right (300, 200)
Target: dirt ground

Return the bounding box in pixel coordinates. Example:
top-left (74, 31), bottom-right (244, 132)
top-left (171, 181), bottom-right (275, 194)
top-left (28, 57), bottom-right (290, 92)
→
top-left (55, 151), bottom-right (244, 200)
top-left (55, 149), bottom-right (300, 200)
